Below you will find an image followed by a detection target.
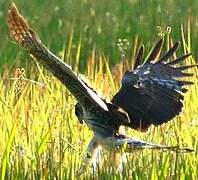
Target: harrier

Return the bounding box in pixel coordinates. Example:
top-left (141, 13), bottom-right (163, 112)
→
top-left (8, 3), bottom-right (195, 174)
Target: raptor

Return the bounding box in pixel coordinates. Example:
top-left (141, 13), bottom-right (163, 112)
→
top-left (8, 3), bottom-right (196, 174)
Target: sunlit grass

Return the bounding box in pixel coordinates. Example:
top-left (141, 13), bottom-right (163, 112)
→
top-left (0, 23), bottom-right (198, 179)
top-left (1, 0), bottom-right (198, 178)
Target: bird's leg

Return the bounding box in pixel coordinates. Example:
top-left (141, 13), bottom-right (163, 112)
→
top-left (111, 126), bottom-right (127, 171)
top-left (92, 145), bottom-right (102, 171)
top-left (108, 150), bottom-right (127, 172)
top-left (77, 136), bottom-right (99, 175)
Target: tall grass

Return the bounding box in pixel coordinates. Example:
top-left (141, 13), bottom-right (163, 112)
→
top-left (1, 0), bottom-right (198, 179)
top-left (1, 0), bottom-right (198, 68)
top-left (0, 26), bottom-right (198, 179)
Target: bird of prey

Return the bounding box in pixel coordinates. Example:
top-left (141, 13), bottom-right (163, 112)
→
top-left (8, 3), bottom-right (196, 174)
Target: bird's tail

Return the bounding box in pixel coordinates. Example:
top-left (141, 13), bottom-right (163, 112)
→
top-left (115, 134), bottom-right (194, 153)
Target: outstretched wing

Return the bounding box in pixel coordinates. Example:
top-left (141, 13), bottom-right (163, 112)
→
top-left (112, 39), bottom-right (197, 131)
top-left (8, 3), bottom-right (108, 111)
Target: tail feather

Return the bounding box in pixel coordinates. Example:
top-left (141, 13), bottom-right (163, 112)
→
top-left (115, 135), bottom-right (194, 153)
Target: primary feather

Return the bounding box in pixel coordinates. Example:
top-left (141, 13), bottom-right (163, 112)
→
top-left (112, 39), bottom-right (198, 131)
top-left (8, 3), bottom-right (129, 137)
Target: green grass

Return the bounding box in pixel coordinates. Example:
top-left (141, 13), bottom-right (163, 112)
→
top-left (1, 0), bottom-right (198, 68)
top-left (1, 0), bottom-right (198, 179)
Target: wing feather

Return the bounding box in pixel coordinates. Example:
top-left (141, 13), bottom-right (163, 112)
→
top-left (175, 64), bottom-right (198, 71)
top-left (134, 45), bottom-right (145, 69)
top-left (112, 39), bottom-right (196, 131)
top-left (8, 3), bottom-right (108, 111)
top-left (167, 53), bottom-right (191, 65)
top-left (158, 42), bottom-right (179, 63)
top-left (147, 39), bottom-right (163, 62)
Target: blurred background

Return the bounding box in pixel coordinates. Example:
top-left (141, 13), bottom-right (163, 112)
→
top-left (1, 1), bottom-right (198, 179)
top-left (1, 0), bottom-right (198, 71)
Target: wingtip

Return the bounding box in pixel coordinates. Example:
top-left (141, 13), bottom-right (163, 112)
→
top-left (174, 41), bottom-right (180, 49)
top-left (10, 2), bottom-right (17, 8)
top-left (167, 53), bottom-right (192, 66)
top-left (158, 38), bottom-right (164, 44)
top-left (8, 2), bottom-right (33, 46)
top-left (146, 38), bottom-right (164, 63)
top-left (133, 45), bottom-right (145, 69)
top-left (158, 41), bottom-right (180, 63)
top-left (171, 41), bottom-right (180, 52)
top-left (8, 2), bottom-right (19, 15)
top-left (155, 38), bottom-right (164, 50)
top-left (183, 53), bottom-right (192, 59)
top-left (8, 3), bottom-right (20, 27)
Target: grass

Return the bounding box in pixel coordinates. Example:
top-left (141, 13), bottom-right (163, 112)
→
top-left (0, 0), bottom-right (198, 179)
top-left (1, 0), bottom-right (198, 68)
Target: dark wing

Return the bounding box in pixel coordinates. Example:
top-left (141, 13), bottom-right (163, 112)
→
top-left (112, 39), bottom-right (197, 131)
top-left (8, 3), bottom-right (108, 111)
